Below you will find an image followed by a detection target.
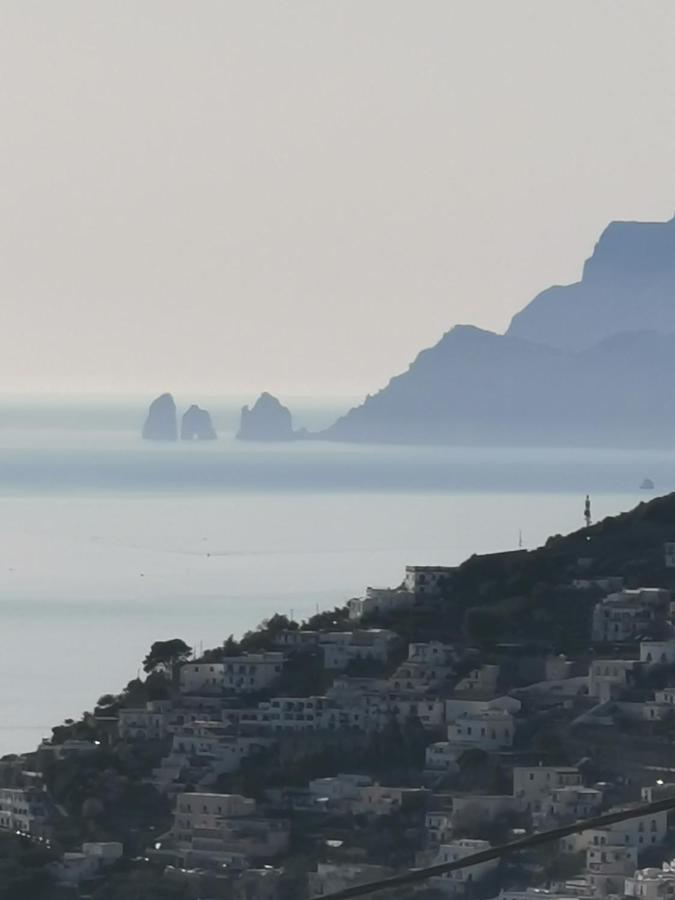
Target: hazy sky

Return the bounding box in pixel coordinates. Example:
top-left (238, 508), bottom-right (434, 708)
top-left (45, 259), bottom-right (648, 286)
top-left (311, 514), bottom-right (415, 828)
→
top-left (2, 1), bottom-right (675, 397)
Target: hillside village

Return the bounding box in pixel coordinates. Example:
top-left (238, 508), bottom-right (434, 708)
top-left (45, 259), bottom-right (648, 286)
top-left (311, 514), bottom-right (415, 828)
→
top-left (9, 497), bottom-right (675, 897)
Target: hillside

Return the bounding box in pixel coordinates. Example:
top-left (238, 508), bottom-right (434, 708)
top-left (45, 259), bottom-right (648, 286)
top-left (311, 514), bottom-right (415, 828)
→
top-left (362, 490), bottom-right (675, 652)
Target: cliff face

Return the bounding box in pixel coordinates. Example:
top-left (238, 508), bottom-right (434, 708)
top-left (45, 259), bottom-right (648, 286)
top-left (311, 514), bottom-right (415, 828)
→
top-left (318, 215), bottom-right (675, 446)
top-left (507, 217), bottom-right (675, 351)
top-left (319, 325), bottom-right (675, 445)
top-left (142, 394), bottom-right (178, 441)
top-left (181, 405), bottom-right (217, 441)
top-left (237, 393), bottom-right (296, 441)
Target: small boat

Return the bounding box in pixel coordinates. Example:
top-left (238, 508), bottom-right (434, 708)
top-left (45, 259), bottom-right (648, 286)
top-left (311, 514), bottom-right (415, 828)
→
top-left (640, 478), bottom-right (655, 490)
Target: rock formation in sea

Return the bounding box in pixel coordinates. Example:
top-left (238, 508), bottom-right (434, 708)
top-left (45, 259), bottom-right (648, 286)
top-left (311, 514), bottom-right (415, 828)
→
top-left (142, 393), bottom-right (178, 441)
top-left (236, 392), bottom-right (297, 441)
top-left (181, 405), bottom-right (217, 441)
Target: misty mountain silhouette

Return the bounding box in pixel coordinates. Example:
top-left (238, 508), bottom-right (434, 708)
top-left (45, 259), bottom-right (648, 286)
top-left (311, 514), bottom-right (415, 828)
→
top-left (507, 217), bottom-right (675, 350)
top-left (318, 216), bottom-right (675, 446)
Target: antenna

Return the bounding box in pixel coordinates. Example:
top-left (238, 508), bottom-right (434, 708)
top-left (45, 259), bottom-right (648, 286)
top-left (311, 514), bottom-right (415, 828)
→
top-left (518, 530), bottom-right (523, 549)
top-left (584, 494), bottom-right (592, 528)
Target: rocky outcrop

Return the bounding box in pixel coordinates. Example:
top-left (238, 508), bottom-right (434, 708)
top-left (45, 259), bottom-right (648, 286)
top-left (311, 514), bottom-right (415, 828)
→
top-left (237, 392), bottom-right (297, 441)
top-left (181, 405), bottom-right (217, 441)
top-left (142, 393), bottom-right (178, 441)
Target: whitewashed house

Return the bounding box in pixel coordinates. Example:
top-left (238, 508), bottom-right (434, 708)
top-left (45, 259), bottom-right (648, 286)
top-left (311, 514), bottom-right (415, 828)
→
top-left (168, 792), bottom-right (289, 865)
top-left (446, 709), bottom-right (515, 751)
top-left (0, 788), bottom-right (53, 837)
top-left (320, 629), bottom-right (398, 670)
top-left (425, 839), bottom-right (498, 895)
top-left (625, 863), bottom-right (675, 900)
top-left (592, 589), bottom-right (670, 643)
top-left (512, 766), bottom-right (581, 807)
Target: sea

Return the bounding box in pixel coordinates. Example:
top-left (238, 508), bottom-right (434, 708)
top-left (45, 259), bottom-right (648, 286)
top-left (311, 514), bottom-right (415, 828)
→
top-left (0, 395), bottom-right (672, 757)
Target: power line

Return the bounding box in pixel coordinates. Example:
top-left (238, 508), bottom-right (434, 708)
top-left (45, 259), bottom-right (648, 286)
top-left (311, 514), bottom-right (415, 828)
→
top-left (309, 795), bottom-right (675, 900)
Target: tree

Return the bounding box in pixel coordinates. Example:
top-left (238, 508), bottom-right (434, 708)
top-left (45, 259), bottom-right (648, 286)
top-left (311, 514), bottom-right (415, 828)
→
top-left (142, 639), bottom-right (192, 675)
top-left (223, 635), bottom-right (240, 656)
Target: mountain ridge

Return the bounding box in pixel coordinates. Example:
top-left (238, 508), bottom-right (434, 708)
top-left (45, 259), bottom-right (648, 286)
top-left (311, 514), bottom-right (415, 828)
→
top-left (317, 215), bottom-right (675, 445)
top-left (507, 215), bottom-right (675, 350)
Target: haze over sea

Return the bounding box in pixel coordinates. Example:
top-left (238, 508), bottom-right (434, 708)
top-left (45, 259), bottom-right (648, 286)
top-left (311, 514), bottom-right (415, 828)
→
top-left (1, 396), bottom-right (672, 757)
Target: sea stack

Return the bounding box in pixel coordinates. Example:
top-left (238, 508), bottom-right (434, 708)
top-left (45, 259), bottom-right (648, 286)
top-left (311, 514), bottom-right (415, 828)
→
top-left (237, 392), bottom-right (296, 441)
top-left (181, 405), bottom-right (217, 441)
top-left (142, 393), bottom-right (178, 441)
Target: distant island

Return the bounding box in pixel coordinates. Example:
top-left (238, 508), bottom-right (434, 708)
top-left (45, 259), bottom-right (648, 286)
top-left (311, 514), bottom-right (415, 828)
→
top-left (236, 216), bottom-right (675, 447)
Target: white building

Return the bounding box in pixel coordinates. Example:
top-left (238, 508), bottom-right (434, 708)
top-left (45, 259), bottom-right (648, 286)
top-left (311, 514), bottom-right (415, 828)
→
top-left (446, 697), bottom-right (520, 721)
top-left (179, 662), bottom-right (225, 694)
top-left (642, 783), bottom-right (675, 804)
top-left (180, 653), bottom-right (285, 695)
top-left (587, 844), bottom-right (638, 896)
top-left (426, 809), bottom-right (454, 845)
top-left (560, 809), bottom-right (668, 854)
top-left (309, 774), bottom-right (373, 806)
top-left (532, 786), bottom-right (603, 828)
top-left (273, 630), bottom-right (320, 651)
top-left (153, 727), bottom-right (271, 791)
top-left (588, 659), bottom-right (640, 701)
top-left (390, 660), bottom-right (454, 692)
top-left (426, 742), bottom-right (461, 772)
top-left (352, 785), bottom-right (428, 817)
top-left (320, 629), bottom-right (398, 670)
top-left (513, 767), bottom-right (581, 807)
top-left (626, 863), bottom-right (675, 900)
top-left (0, 788), bottom-right (52, 836)
top-left (654, 688), bottom-right (675, 707)
top-left (592, 589), bottom-right (670, 643)
top-left (405, 566), bottom-right (456, 596)
top-left (256, 696), bottom-right (330, 731)
top-left (169, 792), bottom-right (289, 865)
top-left (641, 640), bottom-right (675, 666)
top-left (426, 839), bottom-right (498, 895)
top-left (446, 709), bottom-right (515, 750)
top-left (348, 587), bottom-right (417, 621)
top-left (408, 642), bottom-right (459, 665)
top-left (118, 700), bottom-right (174, 740)
top-left (665, 543), bottom-right (675, 568)
top-left (454, 665), bottom-right (500, 695)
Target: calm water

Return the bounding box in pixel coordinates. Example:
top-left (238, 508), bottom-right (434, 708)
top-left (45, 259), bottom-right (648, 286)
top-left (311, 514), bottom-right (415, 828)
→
top-left (0, 397), bottom-right (672, 756)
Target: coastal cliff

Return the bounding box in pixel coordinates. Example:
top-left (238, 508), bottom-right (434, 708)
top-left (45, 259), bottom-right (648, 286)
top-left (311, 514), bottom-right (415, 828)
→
top-left (318, 216), bottom-right (675, 446)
